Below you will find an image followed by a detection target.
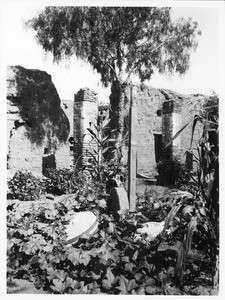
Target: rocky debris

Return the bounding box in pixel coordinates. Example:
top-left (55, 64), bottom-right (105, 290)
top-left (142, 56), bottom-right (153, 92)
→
top-left (7, 194), bottom-right (99, 246)
top-left (7, 193), bottom-right (78, 211)
top-left (171, 190), bottom-right (194, 200)
top-left (135, 221), bottom-right (165, 241)
top-left (107, 178), bottom-right (129, 216)
top-left (53, 193), bottom-right (78, 205)
top-left (65, 211), bottom-right (99, 245)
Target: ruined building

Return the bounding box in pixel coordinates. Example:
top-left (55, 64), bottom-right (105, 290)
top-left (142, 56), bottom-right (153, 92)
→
top-left (7, 66), bottom-right (72, 177)
top-left (7, 66), bottom-right (206, 178)
top-left (109, 84), bottom-right (206, 176)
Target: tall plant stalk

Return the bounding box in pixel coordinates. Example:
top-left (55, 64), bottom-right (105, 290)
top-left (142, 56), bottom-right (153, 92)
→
top-left (163, 93), bottom-right (219, 286)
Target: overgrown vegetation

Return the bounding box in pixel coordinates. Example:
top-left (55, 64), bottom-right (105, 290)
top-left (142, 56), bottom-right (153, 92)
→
top-left (43, 168), bottom-right (80, 196)
top-left (7, 94), bottom-right (219, 295)
top-left (7, 182), bottom-right (218, 295)
top-left (161, 92), bottom-right (219, 288)
top-left (156, 158), bottom-right (191, 185)
top-left (85, 113), bottom-right (128, 184)
top-left (27, 7), bottom-right (201, 145)
top-left (7, 171), bottom-right (44, 201)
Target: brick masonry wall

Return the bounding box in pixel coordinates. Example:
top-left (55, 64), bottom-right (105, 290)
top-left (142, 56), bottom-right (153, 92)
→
top-left (73, 88), bottom-right (98, 170)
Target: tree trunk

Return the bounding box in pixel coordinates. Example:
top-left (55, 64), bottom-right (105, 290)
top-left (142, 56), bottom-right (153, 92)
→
top-left (109, 80), bottom-right (131, 161)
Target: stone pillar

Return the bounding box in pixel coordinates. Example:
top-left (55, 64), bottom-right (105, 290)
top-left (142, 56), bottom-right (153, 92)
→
top-left (73, 88), bottom-right (98, 171)
top-left (162, 100), bottom-right (182, 160)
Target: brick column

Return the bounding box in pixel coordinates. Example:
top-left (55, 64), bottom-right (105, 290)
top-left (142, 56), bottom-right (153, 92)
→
top-left (73, 88), bottom-right (98, 171)
top-left (162, 100), bottom-right (182, 160)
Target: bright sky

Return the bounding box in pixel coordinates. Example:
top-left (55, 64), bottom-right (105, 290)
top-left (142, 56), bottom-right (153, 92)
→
top-left (0, 1), bottom-right (224, 103)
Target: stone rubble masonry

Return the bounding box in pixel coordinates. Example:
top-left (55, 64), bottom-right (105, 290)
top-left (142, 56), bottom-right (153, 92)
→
top-left (73, 88), bottom-right (98, 171)
top-left (7, 66), bottom-right (71, 177)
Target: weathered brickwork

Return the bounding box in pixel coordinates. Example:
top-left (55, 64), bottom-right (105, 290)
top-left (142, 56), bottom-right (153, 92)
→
top-left (73, 88), bottom-right (98, 171)
top-left (7, 66), bottom-right (207, 179)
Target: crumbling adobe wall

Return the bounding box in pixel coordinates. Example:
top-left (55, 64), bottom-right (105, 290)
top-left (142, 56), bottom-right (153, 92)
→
top-left (60, 99), bottom-right (74, 165)
top-left (110, 84), bottom-right (207, 176)
top-left (178, 93), bottom-right (205, 169)
top-left (109, 83), bottom-right (166, 176)
top-left (7, 66), bottom-right (71, 177)
top-left (160, 90), bottom-right (205, 168)
top-left (133, 85), bottom-right (165, 176)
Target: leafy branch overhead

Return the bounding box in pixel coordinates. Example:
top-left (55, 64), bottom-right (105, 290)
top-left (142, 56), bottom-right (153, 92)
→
top-left (27, 7), bottom-right (201, 86)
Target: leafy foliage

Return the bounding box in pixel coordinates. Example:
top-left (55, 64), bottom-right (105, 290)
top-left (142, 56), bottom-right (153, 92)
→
top-left (156, 158), bottom-right (191, 185)
top-left (6, 94), bottom-right (218, 295)
top-left (26, 7), bottom-right (201, 147)
top-left (161, 93), bottom-right (219, 287)
top-left (27, 7), bottom-right (201, 86)
top-left (7, 171), bottom-right (44, 201)
top-left (43, 168), bottom-right (81, 195)
top-left (83, 114), bottom-right (128, 184)
top-left (7, 173), bottom-right (218, 294)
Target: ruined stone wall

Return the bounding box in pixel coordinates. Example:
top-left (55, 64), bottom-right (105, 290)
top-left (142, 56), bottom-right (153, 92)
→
top-left (110, 84), bottom-right (207, 176)
top-left (178, 94), bottom-right (205, 169)
top-left (7, 66), bottom-right (71, 177)
top-left (109, 84), bottom-right (166, 176)
top-left (61, 100), bottom-right (74, 137)
top-left (133, 85), bottom-right (165, 176)
top-left (162, 99), bottom-right (183, 160)
top-left (60, 99), bottom-right (74, 168)
top-left (73, 88), bottom-right (98, 170)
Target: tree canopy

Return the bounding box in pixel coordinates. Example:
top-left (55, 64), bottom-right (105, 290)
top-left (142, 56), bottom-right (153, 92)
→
top-left (27, 7), bottom-right (201, 87)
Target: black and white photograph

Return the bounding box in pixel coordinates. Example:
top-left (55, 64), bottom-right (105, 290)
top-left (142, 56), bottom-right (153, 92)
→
top-left (1, 0), bottom-right (224, 297)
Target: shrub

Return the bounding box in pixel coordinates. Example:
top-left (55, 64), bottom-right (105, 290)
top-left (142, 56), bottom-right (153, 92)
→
top-left (176, 165), bottom-right (191, 185)
top-left (7, 171), bottom-right (44, 201)
top-left (156, 158), bottom-right (190, 185)
top-left (162, 190), bottom-right (217, 287)
top-left (43, 168), bottom-right (80, 195)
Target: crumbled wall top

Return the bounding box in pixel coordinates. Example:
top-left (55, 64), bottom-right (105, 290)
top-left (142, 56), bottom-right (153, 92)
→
top-left (7, 65), bottom-right (70, 149)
